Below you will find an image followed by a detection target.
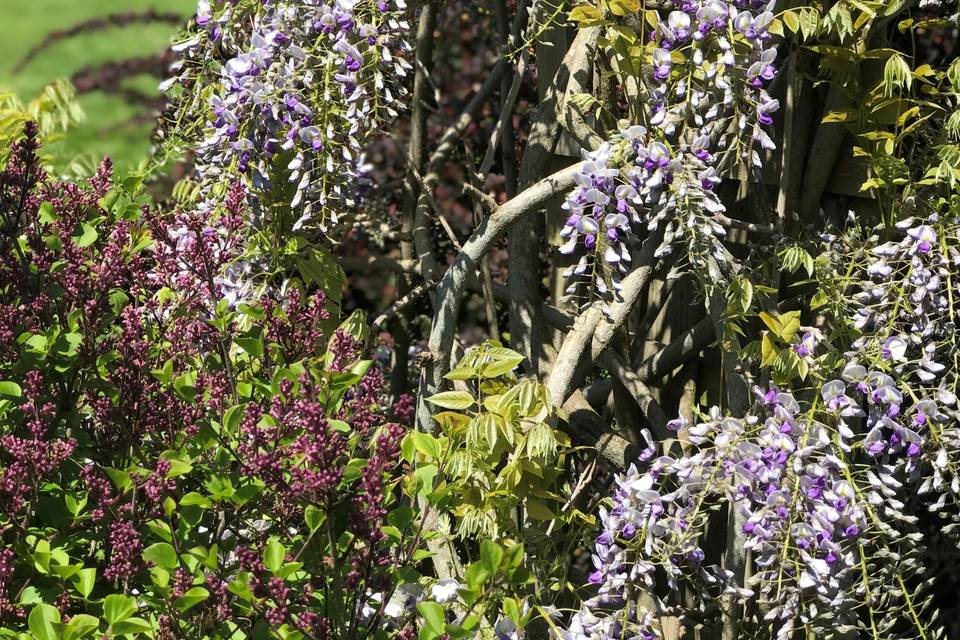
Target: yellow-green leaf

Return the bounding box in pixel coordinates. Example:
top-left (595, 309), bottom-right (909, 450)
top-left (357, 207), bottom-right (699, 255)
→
top-left (569, 5), bottom-right (603, 24)
top-left (427, 390), bottom-right (475, 410)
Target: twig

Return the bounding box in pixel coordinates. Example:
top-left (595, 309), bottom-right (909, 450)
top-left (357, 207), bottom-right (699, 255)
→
top-left (461, 183), bottom-right (499, 214)
top-left (14, 10), bottom-right (183, 73)
top-left (394, 0), bottom-right (439, 399)
top-left (633, 317), bottom-right (716, 384)
top-left (599, 350), bottom-right (670, 437)
top-left (339, 256), bottom-right (420, 274)
top-left (372, 281), bottom-right (432, 330)
top-left (712, 213), bottom-right (778, 236)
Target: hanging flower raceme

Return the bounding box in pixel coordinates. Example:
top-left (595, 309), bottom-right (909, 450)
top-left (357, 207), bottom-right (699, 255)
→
top-left (558, 207), bottom-right (960, 636)
top-left (834, 215), bottom-right (960, 491)
top-left (166, 0), bottom-right (411, 231)
top-left (557, 0), bottom-right (780, 304)
top-left (557, 383), bottom-right (873, 639)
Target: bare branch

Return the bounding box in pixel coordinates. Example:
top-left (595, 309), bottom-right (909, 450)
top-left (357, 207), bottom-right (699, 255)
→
top-left (415, 162), bottom-right (585, 431)
top-left (509, 26), bottom-right (601, 375)
top-left (404, 0), bottom-right (443, 288)
top-left (633, 317), bottom-right (716, 384)
top-left (558, 35), bottom-right (604, 152)
top-left (461, 183), bottom-right (499, 215)
top-left (394, 0), bottom-right (439, 400)
top-left (598, 350), bottom-right (670, 438)
top-left (372, 282), bottom-right (431, 330)
top-left (15, 10), bottom-right (183, 73)
top-left (711, 213), bottom-right (778, 236)
top-left (561, 391), bottom-right (643, 471)
top-left (546, 224), bottom-right (665, 406)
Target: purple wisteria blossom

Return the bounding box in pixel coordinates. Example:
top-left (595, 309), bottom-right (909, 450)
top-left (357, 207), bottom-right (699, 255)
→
top-left (557, 0), bottom-right (780, 304)
top-left (171, 0), bottom-right (411, 230)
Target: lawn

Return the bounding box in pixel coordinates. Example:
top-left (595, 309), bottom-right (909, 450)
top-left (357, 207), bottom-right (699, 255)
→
top-left (0, 0), bottom-right (195, 169)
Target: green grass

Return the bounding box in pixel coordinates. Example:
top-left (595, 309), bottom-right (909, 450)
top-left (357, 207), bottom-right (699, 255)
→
top-left (0, 0), bottom-right (195, 169)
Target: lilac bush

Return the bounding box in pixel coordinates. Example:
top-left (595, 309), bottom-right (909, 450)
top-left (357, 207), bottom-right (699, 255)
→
top-left (0, 126), bottom-right (424, 639)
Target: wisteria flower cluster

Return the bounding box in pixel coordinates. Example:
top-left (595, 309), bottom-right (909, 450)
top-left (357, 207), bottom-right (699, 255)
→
top-left (560, 0), bottom-right (780, 302)
top-left (557, 382), bottom-right (870, 639)
top-left (166, 0), bottom-right (411, 231)
top-left (554, 210), bottom-right (960, 637)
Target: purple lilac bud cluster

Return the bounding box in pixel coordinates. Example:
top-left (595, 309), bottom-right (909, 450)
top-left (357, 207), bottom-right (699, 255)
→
top-left (172, 0), bottom-right (411, 230)
top-left (559, 0), bottom-right (780, 302)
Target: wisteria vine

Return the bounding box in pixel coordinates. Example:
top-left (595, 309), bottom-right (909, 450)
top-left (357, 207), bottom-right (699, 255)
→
top-left (559, 0), bottom-right (779, 304)
top-left (558, 165), bottom-right (960, 639)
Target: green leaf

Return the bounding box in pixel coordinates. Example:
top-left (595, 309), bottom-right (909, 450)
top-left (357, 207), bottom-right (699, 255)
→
top-left (426, 391), bottom-right (475, 410)
top-left (465, 561), bottom-right (491, 590)
top-left (102, 467), bottom-right (132, 492)
top-left (760, 333), bottom-right (779, 368)
top-left (727, 275), bottom-right (753, 315)
top-left (236, 329), bottom-right (264, 358)
top-left (174, 370), bottom-right (197, 401)
top-left (799, 8), bottom-right (820, 40)
top-left (758, 311), bottom-right (781, 336)
top-left (143, 543), bottom-right (178, 570)
top-left (0, 381), bottom-right (21, 397)
top-left (111, 617), bottom-right (154, 634)
top-left (388, 506), bottom-right (414, 530)
top-left (221, 403), bottom-right (246, 435)
top-left (778, 311), bottom-right (802, 342)
top-left (103, 594), bottom-right (137, 624)
top-left (568, 5), bottom-right (603, 24)
top-left (74, 223), bottom-right (98, 248)
top-left (608, 0), bottom-right (640, 15)
top-left (305, 505), bottom-right (324, 532)
top-left (63, 614), bottom-right (100, 640)
top-left (173, 587), bottom-right (209, 612)
top-left (479, 540), bottom-right (503, 573)
top-left (160, 453), bottom-right (193, 479)
top-left (503, 598), bottom-right (522, 626)
top-left (28, 604), bottom-right (61, 640)
top-left (400, 433), bottom-right (416, 464)
top-left (411, 431), bottom-right (442, 459)
top-left (343, 457), bottom-right (367, 482)
top-left (782, 10), bottom-right (800, 33)
top-left (297, 246), bottom-right (346, 302)
top-left (480, 351), bottom-right (524, 378)
top-left (948, 58), bottom-right (960, 91)
top-left (264, 541), bottom-right (286, 573)
top-left (417, 601), bottom-right (446, 635)
top-left (502, 543), bottom-right (525, 572)
top-left (19, 586), bottom-right (43, 605)
top-left (444, 366), bottom-right (477, 381)
top-left (38, 201), bottom-right (57, 223)
top-left (525, 499), bottom-right (557, 521)
top-left (413, 464), bottom-right (438, 498)
top-left (480, 356), bottom-right (523, 378)
top-left (73, 568), bottom-right (96, 598)
top-left (883, 54), bottom-right (912, 96)
top-left (179, 491), bottom-right (211, 508)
